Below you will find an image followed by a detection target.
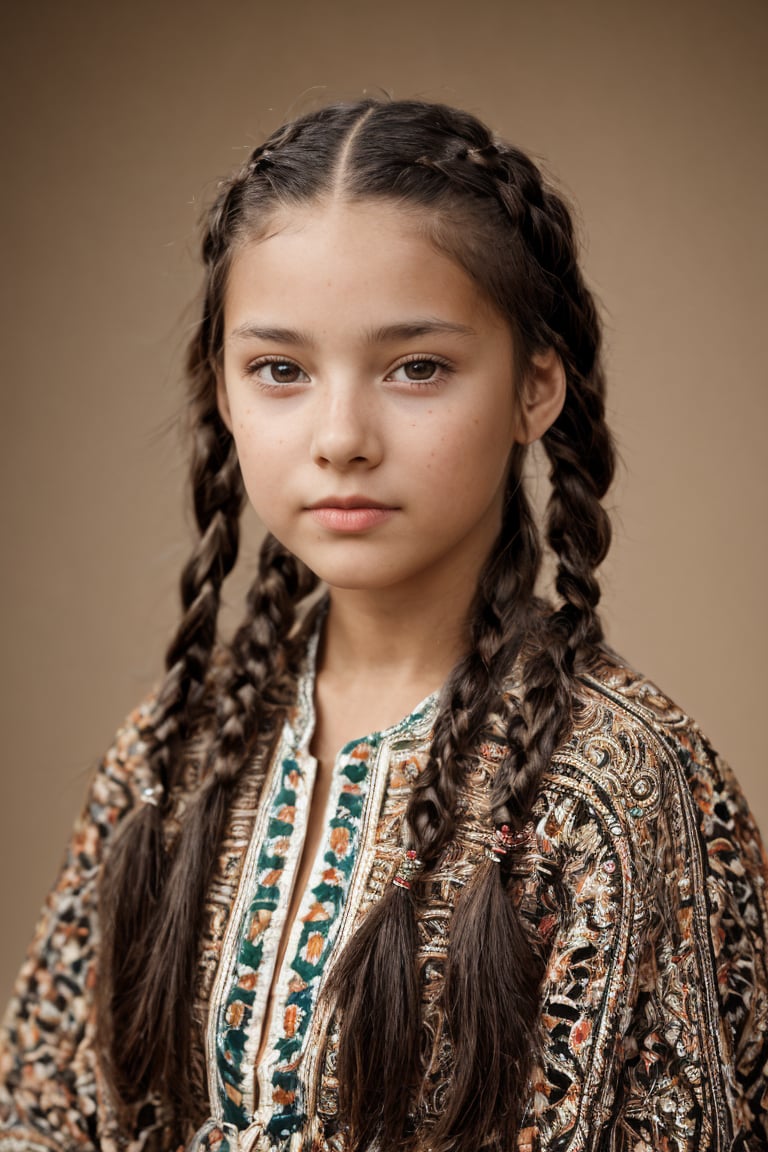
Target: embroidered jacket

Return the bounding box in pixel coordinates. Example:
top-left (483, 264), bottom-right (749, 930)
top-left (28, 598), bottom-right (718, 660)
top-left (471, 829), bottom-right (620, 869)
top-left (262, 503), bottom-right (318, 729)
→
top-left (2, 646), bottom-right (767, 1151)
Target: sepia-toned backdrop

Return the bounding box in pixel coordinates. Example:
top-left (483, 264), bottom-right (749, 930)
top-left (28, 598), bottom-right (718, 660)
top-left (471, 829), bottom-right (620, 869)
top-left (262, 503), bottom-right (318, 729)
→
top-left (1, 0), bottom-right (766, 1001)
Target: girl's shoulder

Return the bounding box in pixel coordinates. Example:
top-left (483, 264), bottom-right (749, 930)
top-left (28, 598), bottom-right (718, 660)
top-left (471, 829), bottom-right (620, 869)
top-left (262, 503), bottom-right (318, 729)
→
top-left (527, 647), bottom-right (765, 886)
top-left (91, 647), bottom-right (238, 826)
top-left (88, 692), bottom-right (161, 823)
top-left (509, 655), bottom-right (768, 1150)
top-left (568, 647), bottom-right (741, 804)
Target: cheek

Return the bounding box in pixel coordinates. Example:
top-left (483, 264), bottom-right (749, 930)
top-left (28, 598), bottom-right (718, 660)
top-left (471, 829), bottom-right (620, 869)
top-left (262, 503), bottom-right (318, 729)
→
top-left (238, 467), bottom-right (288, 535)
top-left (229, 425), bottom-right (284, 509)
top-left (438, 420), bottom-right (514, 496)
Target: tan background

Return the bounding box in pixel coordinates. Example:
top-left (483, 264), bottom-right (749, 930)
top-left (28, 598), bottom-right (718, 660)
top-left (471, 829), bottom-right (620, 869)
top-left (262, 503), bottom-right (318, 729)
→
top-left (1, 0), bottom-right (766, 1002)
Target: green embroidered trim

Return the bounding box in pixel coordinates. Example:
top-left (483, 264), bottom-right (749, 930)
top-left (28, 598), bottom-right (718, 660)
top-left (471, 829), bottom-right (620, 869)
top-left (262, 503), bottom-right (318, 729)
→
top-left (213, 688), bottom-right (438, 1140)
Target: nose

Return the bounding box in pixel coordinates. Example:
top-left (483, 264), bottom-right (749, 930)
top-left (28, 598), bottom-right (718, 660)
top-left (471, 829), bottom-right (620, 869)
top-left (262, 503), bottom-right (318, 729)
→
top-left (310, 382), bottom-right (383, 471)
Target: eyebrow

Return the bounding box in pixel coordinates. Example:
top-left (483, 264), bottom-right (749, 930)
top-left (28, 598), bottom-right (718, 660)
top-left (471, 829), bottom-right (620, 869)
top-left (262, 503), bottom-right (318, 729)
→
top-left (366, 319), bottom-right (477, 342)
top-left (227, 318), bottom-right (477, 345)
top-left (228, 323), bottom-right (306, 344)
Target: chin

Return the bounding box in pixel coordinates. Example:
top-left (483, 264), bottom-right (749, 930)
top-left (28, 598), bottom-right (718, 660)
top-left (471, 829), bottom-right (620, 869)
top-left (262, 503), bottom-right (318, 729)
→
top-left (303, 559), bottom-right (411, 594)
top-left (319, 572), bottom-right (401, 593)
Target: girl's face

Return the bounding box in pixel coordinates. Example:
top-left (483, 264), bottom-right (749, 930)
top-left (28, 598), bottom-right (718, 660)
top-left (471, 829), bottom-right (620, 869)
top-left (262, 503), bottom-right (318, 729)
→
top-left (218, 199), bottom-right (548, 602)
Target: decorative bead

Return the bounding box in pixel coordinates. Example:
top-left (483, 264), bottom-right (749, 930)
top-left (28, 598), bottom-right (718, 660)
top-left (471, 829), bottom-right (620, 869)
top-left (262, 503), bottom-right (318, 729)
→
top-left (485, 824), bottom-right (510, 863)
top-left (140, 783), bottom-right (163, 807)
top-left (392, 848), bottom-right (424, 890)
top-left (630, 775), bottom-right (653, 800)
top-left (602, 859), bottom-right (617, 874)
top-left (484, 822), bottom-right (532, 864)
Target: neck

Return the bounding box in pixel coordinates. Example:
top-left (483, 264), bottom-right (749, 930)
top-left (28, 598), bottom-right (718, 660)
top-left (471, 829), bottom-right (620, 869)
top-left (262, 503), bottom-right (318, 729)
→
top-left (319, 579), bottom-right (475, 692)
top-left (309, 553), bottom-right (493, 759)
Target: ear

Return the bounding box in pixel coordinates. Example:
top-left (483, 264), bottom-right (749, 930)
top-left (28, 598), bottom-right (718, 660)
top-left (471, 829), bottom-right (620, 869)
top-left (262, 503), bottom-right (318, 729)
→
top-left (216, 371), bottom-right (233, 433)
top-left (514, 348), bottom-right (566, 445)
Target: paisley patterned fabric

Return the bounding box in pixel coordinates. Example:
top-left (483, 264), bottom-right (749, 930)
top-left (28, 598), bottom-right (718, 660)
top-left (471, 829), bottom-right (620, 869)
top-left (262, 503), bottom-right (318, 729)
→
top-left (1, 648), bottom-right (767, 1151)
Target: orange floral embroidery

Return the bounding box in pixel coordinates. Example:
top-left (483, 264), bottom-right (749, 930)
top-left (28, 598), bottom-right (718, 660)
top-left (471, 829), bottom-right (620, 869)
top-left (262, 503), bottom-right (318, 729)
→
top-left (303, 900), bottom-right (331, 922)
top-left (248, 909), bottom-right (272, 939)
top-left (305, 931), bottom-right (325, 965)
top-left (330, 826), bottom-right (350, 856)
top-left (225, 1082), bottom-right (243, 1106)
top-left (284, 1003), bottom-right (298, 1037)
top-left (226, 1001), bottom-right (246, 1027)
top-left (272, 1086), bottom-right (296, 1106)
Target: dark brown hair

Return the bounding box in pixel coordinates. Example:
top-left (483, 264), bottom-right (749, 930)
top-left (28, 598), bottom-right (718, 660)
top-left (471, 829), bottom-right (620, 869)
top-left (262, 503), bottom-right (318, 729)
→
top-left (98, 99), bottom-right (615, 1149)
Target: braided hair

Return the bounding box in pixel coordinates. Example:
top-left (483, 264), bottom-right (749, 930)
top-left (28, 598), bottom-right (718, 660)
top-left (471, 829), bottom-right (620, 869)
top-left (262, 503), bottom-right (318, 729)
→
top-left (98, 99), bottom-right (615, 1148)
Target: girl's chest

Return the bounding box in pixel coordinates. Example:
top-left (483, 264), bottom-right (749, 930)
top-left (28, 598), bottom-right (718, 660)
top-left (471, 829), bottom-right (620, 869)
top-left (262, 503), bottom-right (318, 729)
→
top-left (189, 689), bottom-right (457, 1149)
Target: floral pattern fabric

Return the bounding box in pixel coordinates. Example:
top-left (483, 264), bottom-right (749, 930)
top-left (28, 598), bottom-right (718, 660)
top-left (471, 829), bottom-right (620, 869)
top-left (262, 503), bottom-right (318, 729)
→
top-left (1, 650), bottom-right (768, 1151)
top-left (201, 666), bottom-right (438, 1148)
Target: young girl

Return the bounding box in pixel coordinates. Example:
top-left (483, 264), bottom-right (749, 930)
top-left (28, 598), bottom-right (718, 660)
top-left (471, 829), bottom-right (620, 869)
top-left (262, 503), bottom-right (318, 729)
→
top-left (1, 98), bottom-right (766, 1152)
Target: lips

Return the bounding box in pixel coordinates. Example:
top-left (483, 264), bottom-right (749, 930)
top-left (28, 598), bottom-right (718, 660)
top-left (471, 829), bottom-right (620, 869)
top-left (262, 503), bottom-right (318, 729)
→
top-left (305, 496), bottom-right (397, 532)
top-left (306, 496), bottom-right (396, 511)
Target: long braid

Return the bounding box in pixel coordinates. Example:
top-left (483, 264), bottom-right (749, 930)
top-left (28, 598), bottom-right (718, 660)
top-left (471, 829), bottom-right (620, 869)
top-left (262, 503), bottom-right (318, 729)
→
top-left (430, 474), bottom-right (545, 1152)
top-left (223, 535), bottom-right (320, 744)
top-left (98, 127), bottom-right (330, 1124)
top-left (101, 538), bottom-right (320, 1122)
top-left (442, 139), bottom-right (614, 1150)
top-left (98, 387), bottom-right (244, 1105)
top-left (503, 353), bottom-right (614, 815)
top-left (133, 534), bottom-right (318, 1121)
top-left (496, 165), bottom-right (614, 820)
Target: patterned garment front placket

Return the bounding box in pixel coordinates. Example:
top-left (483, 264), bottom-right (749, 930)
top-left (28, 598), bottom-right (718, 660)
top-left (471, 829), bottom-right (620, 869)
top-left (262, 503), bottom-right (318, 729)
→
top-left (203, 651), bottom-right (439, 1149)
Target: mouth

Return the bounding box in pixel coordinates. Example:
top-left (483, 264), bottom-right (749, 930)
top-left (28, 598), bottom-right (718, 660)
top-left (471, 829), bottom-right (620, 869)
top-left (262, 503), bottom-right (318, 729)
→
top-left (305, 496), bottom-right (398, 532)
top-left (305, 496), bottom-right (397, 511)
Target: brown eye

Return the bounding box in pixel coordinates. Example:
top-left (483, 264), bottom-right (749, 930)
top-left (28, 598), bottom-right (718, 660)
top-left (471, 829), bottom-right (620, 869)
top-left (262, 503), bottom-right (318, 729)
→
top-left (403, 360), bottom-right (436, 381)
top-left (250, 358), bottom-right (309, 386)
top-left (267, 361), bottom-right (302, 383)
top-left (389, 359), bottom-right (443, 384)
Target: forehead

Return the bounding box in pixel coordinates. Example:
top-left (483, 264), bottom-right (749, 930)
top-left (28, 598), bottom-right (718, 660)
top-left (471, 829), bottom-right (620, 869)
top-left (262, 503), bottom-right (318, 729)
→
top-left (224, 199), bottom-right (508, 336)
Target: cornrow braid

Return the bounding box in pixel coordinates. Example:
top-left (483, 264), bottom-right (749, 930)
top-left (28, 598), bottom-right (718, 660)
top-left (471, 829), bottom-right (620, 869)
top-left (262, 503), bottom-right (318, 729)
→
top-left (97, 115), bottom-right (338, 1123)
top-left (405, 122), bottom-right (614, 781)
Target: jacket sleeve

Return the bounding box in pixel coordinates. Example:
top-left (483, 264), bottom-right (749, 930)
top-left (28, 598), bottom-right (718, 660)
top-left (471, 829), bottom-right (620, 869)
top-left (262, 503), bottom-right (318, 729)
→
top-left (524, 730), bottom-right (768, 1152)
top-left (605, 743), bottom-right (768, 1151)
top-left (0, 701), bottom-right (154, 1152)
top-left (518, 780), bottom-right (646, 1151)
